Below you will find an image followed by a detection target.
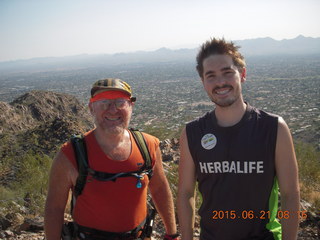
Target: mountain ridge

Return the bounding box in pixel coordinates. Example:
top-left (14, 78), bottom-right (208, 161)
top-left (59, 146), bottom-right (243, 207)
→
top-left (0, 90), bottom-right (92, 135)
top-left (1, 35), bottom-right (319, 73)
top-left (0, 90), bottom-right (94, 159)
top-left (236, 35), bottom-right (320, 56)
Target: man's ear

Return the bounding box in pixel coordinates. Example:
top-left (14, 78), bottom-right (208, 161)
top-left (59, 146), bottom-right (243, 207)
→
top-left (88, 102), bottom-right (94, 115)
top-left (240, 67), bottom-right (246, 83)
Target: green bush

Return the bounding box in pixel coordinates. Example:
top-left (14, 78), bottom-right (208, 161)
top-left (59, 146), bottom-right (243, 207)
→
top-left (165, 160), bottom-right (202, 215)
top-left (165, 162), bottom-right (179, 200)
top-left (0, 186), bottom-right (15, 206)
top-left (11, 151), bottom-right (52, 214)
top-left (295, 141), bottom-right (320, 186)
top-left (295, 141), bottom-right (320, 210)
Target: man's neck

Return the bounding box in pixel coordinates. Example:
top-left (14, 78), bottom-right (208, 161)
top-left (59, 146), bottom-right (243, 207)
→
top-left (94, 128), bottom-right (129, 148)
top-left (214, 100), bottom-right (247, 127)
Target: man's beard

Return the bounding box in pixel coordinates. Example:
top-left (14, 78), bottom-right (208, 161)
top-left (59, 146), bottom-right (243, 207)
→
top-left (212, 96), bottom-right (238, 107)
top-left (93, 117), bottom-right (130, 135)
top-left (210, 85), bottom-right (241, 107)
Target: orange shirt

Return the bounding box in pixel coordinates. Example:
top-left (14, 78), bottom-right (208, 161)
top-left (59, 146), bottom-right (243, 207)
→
top-left (61, 130), bottom-right (159, 232)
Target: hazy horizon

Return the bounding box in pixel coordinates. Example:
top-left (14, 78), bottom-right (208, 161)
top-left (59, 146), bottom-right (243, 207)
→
top-left (1, 0), bottom-right (320, 62)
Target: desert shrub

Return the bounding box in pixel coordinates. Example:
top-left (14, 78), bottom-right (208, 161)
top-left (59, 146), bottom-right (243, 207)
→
top-left (165, 160), bottom-right (202, 217)
top-left (0, 186), bottom-right (16, 209)
top-left (296, 141), bottom-right (320, 186)
top-left (165, 162), bottom-right (179, 200)
top-left (295, 141), bottom-right (320, 210)
top-left (11, 151), bottom-right (52, 214)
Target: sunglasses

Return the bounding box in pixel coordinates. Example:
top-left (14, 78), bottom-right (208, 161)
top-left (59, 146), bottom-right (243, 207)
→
top-left (94, 98), bottom-right (132, 110)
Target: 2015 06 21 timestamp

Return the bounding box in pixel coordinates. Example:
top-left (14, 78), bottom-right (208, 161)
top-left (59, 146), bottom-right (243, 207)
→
top-left (212, 210), bottom-right (307, 220)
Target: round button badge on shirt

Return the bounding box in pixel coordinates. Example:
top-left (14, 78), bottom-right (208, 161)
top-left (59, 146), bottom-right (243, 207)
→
top-left (201, 133), bottom-right (217, 150)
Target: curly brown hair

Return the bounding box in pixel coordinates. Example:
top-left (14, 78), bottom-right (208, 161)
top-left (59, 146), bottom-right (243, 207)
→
top-left (196, 38), bottom-right (246, 78)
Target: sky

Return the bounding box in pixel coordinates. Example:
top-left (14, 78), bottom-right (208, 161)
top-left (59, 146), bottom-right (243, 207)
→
top-left (1, 0), bottom-right (320, 62)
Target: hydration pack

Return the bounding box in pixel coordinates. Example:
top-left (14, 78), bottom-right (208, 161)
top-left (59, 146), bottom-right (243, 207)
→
top-left (70, 128), bottom-right (153, 198)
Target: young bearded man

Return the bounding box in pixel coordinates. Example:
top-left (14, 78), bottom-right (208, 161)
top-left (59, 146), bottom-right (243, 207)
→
top-left (178, 38), bottom-right (300, 240)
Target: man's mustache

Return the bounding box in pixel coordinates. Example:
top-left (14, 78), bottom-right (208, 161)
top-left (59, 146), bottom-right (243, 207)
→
top-left (212, 85), bottom-right (233, 92)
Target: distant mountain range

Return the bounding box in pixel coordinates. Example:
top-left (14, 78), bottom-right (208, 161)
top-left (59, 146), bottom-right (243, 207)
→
top-left (235, 35), bottom-right (320, 56)
top-left (0, 35), bottom-right (319, 72)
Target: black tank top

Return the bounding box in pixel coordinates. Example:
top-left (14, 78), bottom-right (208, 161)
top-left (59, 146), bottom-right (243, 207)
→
top-left (186, 104), bottom-right (281, 240)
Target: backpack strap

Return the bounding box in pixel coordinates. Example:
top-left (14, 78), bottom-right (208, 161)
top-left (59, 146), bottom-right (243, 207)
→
top-left (129, 128), bottom-right (152, 171)
top-left (70, 134), bottom-right (88, 198)
top-left (71, 129), bottom-right (153, 198)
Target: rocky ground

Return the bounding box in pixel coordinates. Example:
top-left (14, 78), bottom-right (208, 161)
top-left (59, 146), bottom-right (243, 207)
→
top-left (0, 210), bottom-right (319, 239)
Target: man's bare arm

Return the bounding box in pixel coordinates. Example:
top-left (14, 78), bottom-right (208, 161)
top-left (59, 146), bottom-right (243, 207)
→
top-left (44, 151), bottom-right (76, 240)
top-left (275, 118), bottom-right (300, 240)
top-left (178, 127), bottom-right (197, 240)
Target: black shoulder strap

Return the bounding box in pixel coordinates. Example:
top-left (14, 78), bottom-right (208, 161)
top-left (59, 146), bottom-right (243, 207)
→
top-left (71, 134), bottom-right (88, 198)
top-left (72, 129), bottom-right (152, 198)
top-left (129, 128), bottom-right (152, 170)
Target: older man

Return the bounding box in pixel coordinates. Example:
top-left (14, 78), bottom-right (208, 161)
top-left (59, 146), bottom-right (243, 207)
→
top-left (45, 78), bottom-right (178, 240)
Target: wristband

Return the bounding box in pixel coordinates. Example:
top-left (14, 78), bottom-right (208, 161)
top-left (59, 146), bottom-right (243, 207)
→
top-left (163, 233), bottom-right (180, 240)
